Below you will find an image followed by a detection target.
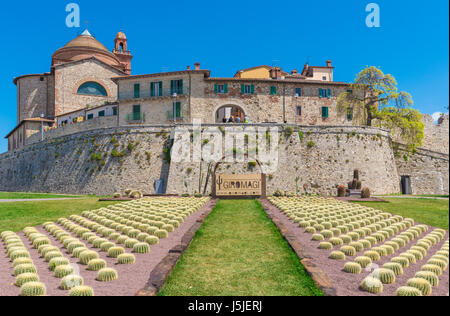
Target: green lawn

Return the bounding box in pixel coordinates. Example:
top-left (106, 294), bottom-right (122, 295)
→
top-left (0, 198), bottom-right (120, 232)
top-left (0, 192), bottom-right (83, 200)
top-left (354, 198), bottom-right (449, 230)
top-left (159, 199), bottom-right (323, 296)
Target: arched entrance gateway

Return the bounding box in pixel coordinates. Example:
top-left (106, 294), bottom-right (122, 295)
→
top-left (215, 105), bottom-right (246, 123)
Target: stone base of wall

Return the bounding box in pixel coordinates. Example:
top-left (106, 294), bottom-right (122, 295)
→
top-left (0, 124), bottom-right (448, 196)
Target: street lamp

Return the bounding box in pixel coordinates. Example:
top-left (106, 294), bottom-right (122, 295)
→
top-left (172, 93), bottom-right (177, 124)
top-left (295, 93), bottom-right (299, 126)
top-left (40, 113), bottom-right (44, 141)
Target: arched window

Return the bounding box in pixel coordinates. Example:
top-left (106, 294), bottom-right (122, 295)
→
top-left (77, 81), bottom-right (107, 96)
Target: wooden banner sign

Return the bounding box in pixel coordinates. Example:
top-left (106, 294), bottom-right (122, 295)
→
top-left (213, 173), bottom-right (266, 198)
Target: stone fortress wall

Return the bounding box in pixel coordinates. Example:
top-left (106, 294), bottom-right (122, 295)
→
top-left (0, 123), bottom-right (448, 196)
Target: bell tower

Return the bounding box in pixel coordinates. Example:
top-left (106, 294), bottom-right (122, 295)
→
top-left (113, 30), bottom-right (133, 74)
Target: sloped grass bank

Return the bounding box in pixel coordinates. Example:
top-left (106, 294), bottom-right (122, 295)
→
top-left (354, 198), bottom-right (449, 230)
top-left (0, 198), bottom-right (120, 232)
top-left (159, 199), bottom-right (322, 296)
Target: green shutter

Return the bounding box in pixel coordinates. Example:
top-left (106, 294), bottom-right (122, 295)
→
top-left (241, 84), bottom-right (245, 94)
top-left (150, 82), bottom-right (155, 97)
top-left (179, 80), bottom-right (183, 95)
top-left (175, 102), bottom-right (181, 118)
top-left (319, 88), bottom-right (323, 98)
top-left (134, 83), bottom-right (140, 98)
top-left (224, 84), bottom-right (228, 93)
top-left (170, 80), bottom-right (174, 95)
top-left (251, 84), bottom-right (255, 94)
top-left (327, 89), bottom-right (331, 99)
top-left (322, 107), bottom-right (329, 118)
top-left (159, 81), bottom-right (163, 96)
top-left (214, 84), bottom-right (218, 93)
top-left (271, 86), bottom-right (276, 95)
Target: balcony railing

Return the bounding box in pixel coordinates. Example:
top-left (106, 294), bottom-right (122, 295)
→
top-left (126, 112), bottom-right (145, 122)
top-left (166, 109), bottom-right (188, 121)
top-left (118, 87), bottom-right (190, 101)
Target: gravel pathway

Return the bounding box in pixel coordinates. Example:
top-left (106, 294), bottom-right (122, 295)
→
top-left (261, 199), bottom-right (449, 296)
top-left (0, 199), bottom-right (216, 296)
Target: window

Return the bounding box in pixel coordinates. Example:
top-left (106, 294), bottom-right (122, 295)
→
top-left (297, 106), bottom-right (302, 116)
top-left (98, 110), bottom-right (105, 117)
top-left (170, 79), bottom-right (183, 95)
top-left (77, 82), bottom-right (107, 96)
top-left (134, 83), bottom-right (140, 98)
top-left (270, 86), bottom-right (277, 95)
top-left (347, 89), bottom-right (353, 94)
top-left (214, 84), bottom-right (228, 94)
top-left (295, 88), bottom-right (302, 97)
top-left (112, 107), bottom-right (117, 116)
top-left (133, 105), bottom-right (141, 121)
top-left (87, 114), bottom-right (94, 120)
top-left (151, 81), bottom-right (163, 97)
top-left (347, 108), bottom-right (353, 121)
top-left (322, 76), bottom-right (327, 81)
top-left (319, 88), bottom-right (332, 98)
top-left (322, 106), bottom-right (329, 118)
top-left (173, 102), bottom-right (182, 118)
top-left (241, 84), bottom-right (255, 95)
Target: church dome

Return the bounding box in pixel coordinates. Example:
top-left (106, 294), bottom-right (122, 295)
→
top-left (62, 30), bottom-right (110, 52)
top-left (51, 29), bottom-right (125, 72)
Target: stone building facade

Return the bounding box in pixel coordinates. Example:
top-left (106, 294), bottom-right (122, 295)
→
top-left (2, 29), bottom-right (448, 197)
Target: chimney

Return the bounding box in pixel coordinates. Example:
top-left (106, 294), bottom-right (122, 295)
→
top-left (270, 67), bottom-right (282, 79)
top-left (326, 60), bottom-right (332, 67)
top-left (187, 66), bottom-right (191, 70)
top-left (194, 62), bottom-right (200, 71)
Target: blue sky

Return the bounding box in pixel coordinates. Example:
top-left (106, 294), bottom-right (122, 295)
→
top-left (0, 0), bottom-right (448, 153)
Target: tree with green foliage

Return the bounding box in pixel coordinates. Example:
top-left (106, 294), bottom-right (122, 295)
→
top-left (337, 66), bottom-right (424, 151)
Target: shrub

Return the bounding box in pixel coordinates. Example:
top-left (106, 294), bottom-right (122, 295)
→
top-left (100, 242), bottom-right (115, 252)
top-left (14, 264), bottom-right (37, 276)
top-left (54, 265), bottom-right (74, 278)
top-left (374, 268), bottom-right (396, 284)
top-left (396, 286), bottom-right (423, 296)
top-left (107, 247), bottom-right (125, 258)
top-left (361, 187), bottom-right (371, 198)
top-left (421, 264), bottom-right (442, 276)
top-left (355, 256), bottom-right (372, 268)
top-left (318, 242), bottom-right (333, 250)
top-left (155, 229), bottom-right (168, 239)
top-left (49, 257), bottom-right (70, 271)
top-left (337, 185), bottom-right (346, 197)
top-left (343, 262), bottom-right (362, 274)
top-left (133, 243), bottom-right (150, 254)
top-left (363, 251), bottom-right (380, 262)
top-left (118, 253), bottom-right (136, 265)
top-left (382, 262), bottom-right (404, 276)
top-left (97, 268), bottom-right (118, 282)
top-left (306, 141), bottom-right (315, 148)
top-left (406, 278), bottom-right (432, 296)
top-left (329, 251), bottom-right (346, 260)
top-left (145, 236), bottom-right (159, 245)
top-left (361, 277), bottom-right (383, 294)
top-left (113, 193), bottom-right (122, 198)
top-left (80, 250), bottom-right (99, 265)
top-left (312, 234), bottom-right (324, 241)
top-left (20, 282), bottom-right (46, 296)
top-left (340, 246), bottom-right (356, 256)
top-left (15, 273), bottom-right (39, 287)
top-left (329, 238), bottom-right (344, 246)
top-left (87, 259), bottom-right (107, 271)
top-left (415, 271), bottom-right (439, 287)
top-left (69, 286), bottom-right (94, 296)
top-left (60, 275), bottom-right (84, 290)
